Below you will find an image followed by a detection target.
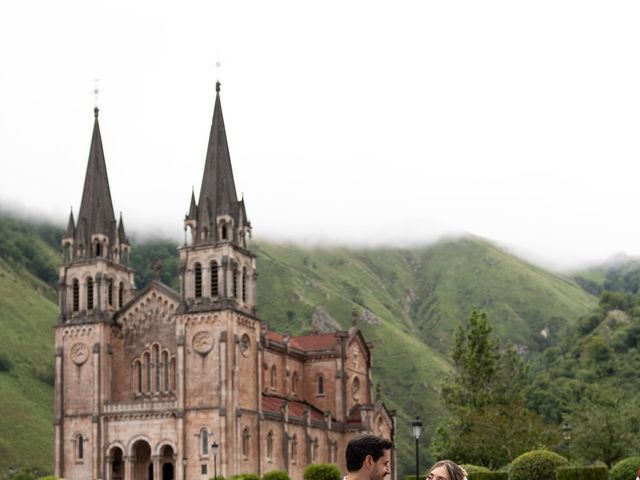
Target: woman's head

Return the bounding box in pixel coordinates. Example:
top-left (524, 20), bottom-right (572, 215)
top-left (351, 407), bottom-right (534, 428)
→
top-left (427, 460), bottom-right (467, 480)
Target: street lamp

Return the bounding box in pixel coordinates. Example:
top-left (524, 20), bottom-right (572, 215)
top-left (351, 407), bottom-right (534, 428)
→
top-left (412, 417), bottom-right (423, 480)
top-left (211, 441), bottom-right (220, 479)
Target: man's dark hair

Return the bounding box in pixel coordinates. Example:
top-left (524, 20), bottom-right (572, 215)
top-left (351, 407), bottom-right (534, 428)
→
top-left (345, 434), bottom-right (393, 472)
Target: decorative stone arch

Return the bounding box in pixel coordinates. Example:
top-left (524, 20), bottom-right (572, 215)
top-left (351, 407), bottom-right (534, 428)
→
top-left (106, 440), bottom-right (127, 456)
top-left (217, 215), bottom-right (234, 241)
top-left (127, 434), bottom-right (152, 456)
top-left (154, 439), bottom-right (177, 456)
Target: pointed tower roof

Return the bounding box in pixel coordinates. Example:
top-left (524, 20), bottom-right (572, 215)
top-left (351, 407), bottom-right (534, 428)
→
top-left (117, 212), bottom-right (128, 244)
top-left (75, 107), bottom-right (117, 246)
top-left (195, 82), bottom-right (242, 241)
top-left (186, 187), bottom-right (197, 221)
top-left (65, 209), bottom-right (76, 239)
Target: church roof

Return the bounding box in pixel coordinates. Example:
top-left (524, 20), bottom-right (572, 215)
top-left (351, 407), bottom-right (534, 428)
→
top-left (265, 331), bottom-right (339, 352)
top-left (65, 209), bottom-right (75, 238)
top-left (262, 394), bottom-right (327, 422)
top-left (75, 107), bottom-right (117, 246)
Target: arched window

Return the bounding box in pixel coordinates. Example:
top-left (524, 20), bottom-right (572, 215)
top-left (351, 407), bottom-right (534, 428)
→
top-left (170, 357), bottom-right (176, 391)
top-left (162, 351), bottom-right (169, 391)
top-left (242, 427), bottom-right (250, 458)
top-left (270, 365), bottom-right (276, 389)
top-left (144, 352), bottom-right (151, 392)
top-left (317, 375), bottom-right (324, 395)
top-left (201, 429), bottom-right (209, 455)
top-left (232, 266), bottom-right (238, 299)
top-left (210, 261), bottom-right (219, 297)
top-left (95, 242), bottom-right (102, 257)
top-left (194, 263), bottom-right (202, 298)
top-left (311, 438), bottom-right (318, 463)
top-left (154, 345), bottom-right (160, 392)
top-left (72, 279), bottom-right (80, 312)
top-left (77, 434), bottom-right (84, 460)
top-left (202, 227), bottom-right (208, 241)
top-left (86, 277), bottom-right (94, 310)
top-left (266, 431), bottom-right (273, 461)
top-left (63, 243), bottom-right (72, 262)
top-left (118, 282), bottom-right (124, 308)
top-left (290, 434), bottom-right (298, 464)
top-left (221, 224), bottom-right (228, 240)
top-left (242, 267), bottom-right (247, 302)
top-left (291, 371), bottom-right (298, 395)
top-left (107, 278), bottom-right (113, 306)
top-left (135, 360), bottom-right (142, 393)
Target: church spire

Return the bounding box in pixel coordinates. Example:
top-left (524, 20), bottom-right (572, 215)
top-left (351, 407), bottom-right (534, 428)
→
top-left (189, 82), bottom-right (250, 245)
top-left (74, 107), bottom-right (118, 256)
top-left (65, 208), bottom-right (75, 238)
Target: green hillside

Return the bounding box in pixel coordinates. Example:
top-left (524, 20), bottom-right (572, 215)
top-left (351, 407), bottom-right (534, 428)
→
top-left (0, 213), bottom-right (597, 476)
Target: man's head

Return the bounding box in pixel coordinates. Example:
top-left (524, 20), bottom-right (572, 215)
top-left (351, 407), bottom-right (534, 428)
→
top-left (345, 434), bottom-right (393, 480)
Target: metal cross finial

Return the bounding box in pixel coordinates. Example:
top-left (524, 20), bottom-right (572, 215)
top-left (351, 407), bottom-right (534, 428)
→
top-left (94, 78), bottom-right (99, 108)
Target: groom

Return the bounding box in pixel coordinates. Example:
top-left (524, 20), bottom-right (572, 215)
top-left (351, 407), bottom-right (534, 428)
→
top-left (344, 434), bottom-right (393, 480)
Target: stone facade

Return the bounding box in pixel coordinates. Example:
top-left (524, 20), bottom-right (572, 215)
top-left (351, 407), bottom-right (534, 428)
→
top-left (54, 84), bottom-right (395, 480)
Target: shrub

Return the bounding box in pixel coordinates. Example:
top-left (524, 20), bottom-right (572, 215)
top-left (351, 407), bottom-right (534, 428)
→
top-left (0, 351), bottom-right (13, 372)
top-left (473, 472), bottom-right (508, 480)
top-left (610, 457), bottom-right (640, 480)
top-left (208, 477), bottom-right (225, 480)
top-left (555, 466), bottom-right (608, 480)
top-left (263, 471), bottom-right (290, 480)
top-left (463, 465), bottom-right (490, 480)
top-left (229, 475), bottom-right (259, 480)
top-left (509, 450), bottom-right (569, 480)
top-left (39, 476), bottom-right (60, 480)
top-left (304, 464), bottom-right (341, 480)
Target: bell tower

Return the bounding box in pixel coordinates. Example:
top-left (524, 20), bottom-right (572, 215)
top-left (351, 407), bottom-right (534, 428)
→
top-left (179, 82), bottom-right (255, 315)
top-left (58, 107), bottom-right (135, 323)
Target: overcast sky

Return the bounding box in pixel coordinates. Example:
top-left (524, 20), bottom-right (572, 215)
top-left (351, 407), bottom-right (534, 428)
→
top-left (1, 1), bottom-right (639, 270)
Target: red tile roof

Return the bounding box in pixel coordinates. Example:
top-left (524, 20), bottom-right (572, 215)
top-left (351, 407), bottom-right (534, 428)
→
top-left (291, 333), bottom-right (337, 351)
top-left (265, 330), bottom-right (338, 352)
top-left (261, 395), bottom-right (326, 422)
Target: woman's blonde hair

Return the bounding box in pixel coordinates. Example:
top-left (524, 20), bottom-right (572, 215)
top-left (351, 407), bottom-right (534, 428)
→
top-left (427, 460), bottom-right (468, 480)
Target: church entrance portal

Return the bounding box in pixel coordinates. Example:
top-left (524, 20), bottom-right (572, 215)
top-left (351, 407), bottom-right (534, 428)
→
top-left (132, 440), bottom-right (152, 480)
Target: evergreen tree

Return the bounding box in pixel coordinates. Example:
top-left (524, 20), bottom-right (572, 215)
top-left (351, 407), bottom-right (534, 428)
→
top-left (433, 310), bottom-right (556, 468)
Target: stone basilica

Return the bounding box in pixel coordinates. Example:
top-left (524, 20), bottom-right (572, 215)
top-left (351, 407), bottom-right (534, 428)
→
top-left (54, 83), bottom-right (395, 480)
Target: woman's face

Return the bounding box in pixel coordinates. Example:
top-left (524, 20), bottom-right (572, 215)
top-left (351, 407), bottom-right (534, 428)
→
top-left (427, 466), bottom-right (451, 480)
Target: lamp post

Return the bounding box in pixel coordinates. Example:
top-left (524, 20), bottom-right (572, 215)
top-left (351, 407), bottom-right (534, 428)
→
top-left (211, 441), bottom-right (219, 479)
top-left (412, 417), bottom-right (423, 480)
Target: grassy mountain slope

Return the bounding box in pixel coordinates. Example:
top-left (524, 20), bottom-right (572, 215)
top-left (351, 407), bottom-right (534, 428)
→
top-left (0, 258), bottom-right (57, 474)
top-left (0, 213), bottom-right (597, 476)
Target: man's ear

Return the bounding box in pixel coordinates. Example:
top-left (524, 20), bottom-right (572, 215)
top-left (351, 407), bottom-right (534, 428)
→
top-left (365, 455), bottom-right (374, 469)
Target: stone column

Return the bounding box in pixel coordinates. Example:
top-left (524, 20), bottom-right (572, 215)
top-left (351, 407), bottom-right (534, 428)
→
top-left (124, 456), bottom-right (133, 480)
top-left (152, 455), bottom-right (161, 480)
top-left (105, 455), bottom-right (113, 480)
top-left (54, 347), bottom-right (64, 478)
top-left (93, 342), bottom-right (101, 480)
top-left (221, 256), bottom-right (229, 298)
top-left (176, 331), bottom-right (186, 480)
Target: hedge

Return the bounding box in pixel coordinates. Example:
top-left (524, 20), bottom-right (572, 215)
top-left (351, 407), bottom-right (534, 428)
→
top-left (555, 466), bottom-right (608, 480)
top-left (208, 477), bottom-right (226, 480)
top-left (462, 465), bottom-right (491, 476)
top-left (610, 457), bottom-right (640, 480)
top-left (229, 474), bottom-right (260, 480)
top-left (473, 472), bottom-right (508, 480)
top-left (304, 464), bottom-right (341, 480)
top-left (509, 450), bottom-right (569, 480)
top-left (263, 471), bottom-right (291, 480)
